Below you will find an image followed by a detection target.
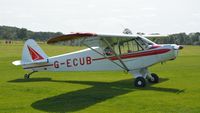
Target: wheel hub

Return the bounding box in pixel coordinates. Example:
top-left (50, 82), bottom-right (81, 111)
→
top-left (151, 77), bottom-right (155, 81)
top-left (137, 81), bottom-right (142, 85)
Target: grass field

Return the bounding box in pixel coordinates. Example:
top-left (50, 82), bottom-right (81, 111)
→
top-left (0, 43), bottom-right (200, 113)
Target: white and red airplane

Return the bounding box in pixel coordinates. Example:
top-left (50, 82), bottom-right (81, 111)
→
top-left (12, 33), bottom-right (183, 87)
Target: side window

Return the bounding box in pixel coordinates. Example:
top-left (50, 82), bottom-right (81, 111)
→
top-left (119, 42), bottom-right (127, 55)
top-left (135, 38), bottom-right (148, 49)
top-left (119, 39), bottom-right (143, 54)
top-left (128, 40), bottom-right (143, 52)
top-left (113, 44), bottom-right (120, 55)
top-left (101, 37), bottom-right (148, 56)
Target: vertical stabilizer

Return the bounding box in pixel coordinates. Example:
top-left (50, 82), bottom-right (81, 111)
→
top-left (22, 39), bottom-right (48, 64)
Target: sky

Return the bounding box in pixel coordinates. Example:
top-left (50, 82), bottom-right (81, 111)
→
top-left (0, 0), bottom-right (200, 34)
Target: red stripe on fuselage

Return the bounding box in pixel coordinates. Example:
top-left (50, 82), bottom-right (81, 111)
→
top-left (93, 49), bottom-right (171, 61)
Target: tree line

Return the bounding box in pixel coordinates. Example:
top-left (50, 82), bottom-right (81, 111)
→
top-left (149, 32), bottom-right (200, 45)
top-left (0, 25), bottom-right (200, 45)
top-left (0, 25), bottom-right (62, 41)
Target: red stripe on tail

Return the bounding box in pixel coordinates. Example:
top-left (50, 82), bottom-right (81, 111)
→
top-left (27, 45), bottom-right (44, 61)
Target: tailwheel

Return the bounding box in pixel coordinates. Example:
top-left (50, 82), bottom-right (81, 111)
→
top-left (134, 77), bottom-right (146, 87)
top-left (24, 74), bottom-right (30, 79)
top-left (24, 71), bottom-right (37, 79)
top-left (148, 73), bottom-right (159, 83)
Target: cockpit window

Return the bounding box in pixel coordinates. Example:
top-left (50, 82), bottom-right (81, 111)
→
top-left (100, 36), bottom-right (153, 56)
top-left (117, 38), bottom-right (143, 55)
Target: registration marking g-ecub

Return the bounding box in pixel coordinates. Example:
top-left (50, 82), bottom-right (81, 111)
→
top-left (53, 56), bottom-right (92, 68)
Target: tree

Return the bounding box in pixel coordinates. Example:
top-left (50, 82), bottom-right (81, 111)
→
top-left (17, 28), bottom-right (28, 40)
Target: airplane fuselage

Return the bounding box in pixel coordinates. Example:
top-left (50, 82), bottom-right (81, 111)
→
top-left (23, 44), bottom-right (178, 72)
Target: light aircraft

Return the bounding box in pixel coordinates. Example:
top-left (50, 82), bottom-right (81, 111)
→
top-left (12, 32), bottom-right (183, 87)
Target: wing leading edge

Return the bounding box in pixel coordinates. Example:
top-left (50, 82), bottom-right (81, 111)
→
top-left (47, 32), bottom-right (141, 45)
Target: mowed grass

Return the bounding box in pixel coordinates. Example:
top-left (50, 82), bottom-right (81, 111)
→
top-left (0, 43), bottom-right (200, 113)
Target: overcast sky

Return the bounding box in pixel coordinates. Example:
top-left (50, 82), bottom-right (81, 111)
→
top-left (0, 0), bottom-right (200, 34)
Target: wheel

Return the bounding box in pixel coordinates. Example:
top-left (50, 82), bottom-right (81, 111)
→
top-left (24, 74), bottom-right (30, 79)
top-left (134, 77), bottom-right (146, 87)
top-left (148, 73), bottom-right (159, 83)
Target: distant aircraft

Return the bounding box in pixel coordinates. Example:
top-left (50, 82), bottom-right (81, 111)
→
top-left (12, 32), bottom-right (183, 87)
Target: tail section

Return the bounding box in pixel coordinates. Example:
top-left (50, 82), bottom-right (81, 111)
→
top-left (22, 39), bottom-right (48, 64)
top-left (12, 39), bottom-right (48, 66)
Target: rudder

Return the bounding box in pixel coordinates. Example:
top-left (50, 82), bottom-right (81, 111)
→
top-left (22, 39), bottom-right (48, 64)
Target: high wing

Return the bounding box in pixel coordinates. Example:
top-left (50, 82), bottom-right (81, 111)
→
top-left (47, 33), bottom-right (159, 47)
top-left (143, 34), bottom-right (169, 39)
top-left (47, 32), bottom-right (145, 45)
top-left (47, 32), bottom-right (168, 45)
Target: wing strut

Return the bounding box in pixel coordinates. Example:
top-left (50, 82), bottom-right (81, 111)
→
top-left (83, 43), bottom-right (127, 71)
top-left (102, 38), bottom-right (130, 72)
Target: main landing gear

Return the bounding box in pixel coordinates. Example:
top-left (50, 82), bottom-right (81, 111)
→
top-left (147, 73), bottom-right (159, 83)
top-left (134, 77), bottom-right (146, 87)
top-left (24, 71), bottom-right (37, 79)
top-left (129, 68), bottom-right (159, 87)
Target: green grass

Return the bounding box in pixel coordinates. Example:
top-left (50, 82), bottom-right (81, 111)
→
top-left (0, 43), bottom-right (200, 113)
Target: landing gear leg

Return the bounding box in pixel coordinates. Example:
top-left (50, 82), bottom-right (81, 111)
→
top-left (24, 71), bottom-right (37, 79)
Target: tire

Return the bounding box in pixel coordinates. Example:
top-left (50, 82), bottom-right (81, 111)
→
top-left (24, 74), bottom-right (30, 79)
top-left (134, 77), bottom-right (146, 87)
top-left (148, 73), bottom-right (159, 83)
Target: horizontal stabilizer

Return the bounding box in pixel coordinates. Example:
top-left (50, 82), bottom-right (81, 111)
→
top-left (22, 59), bottom-right (49, 65)
top-left (12, 59), bottom-right (49, 66)
top-left (12, 60), bottom-right (21, 66)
